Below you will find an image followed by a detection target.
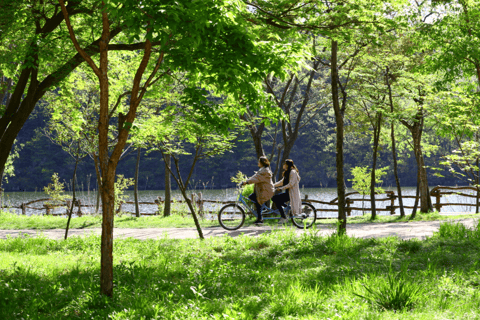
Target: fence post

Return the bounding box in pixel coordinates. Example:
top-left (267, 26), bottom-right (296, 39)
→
top-left (434, 189), bottom-right (442, 213)
top-left (346, 198), bottom-right (352, 216)
top-left (21, 203), bottom-right (26, 215)
top-left (44, 204), bottom-right (51, 215)
top-left (389, 192), bottom-right (395, 215)
top-left (76, 199), bottom-right (83, 217)
top-left (154, 197), bottom-right (162, 215)
top-left (197, 192), bottom-right (204, 216)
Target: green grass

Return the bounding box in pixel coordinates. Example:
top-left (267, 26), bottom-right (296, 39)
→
top-left (0, 210), bottom-right (219, 229)
top-left (0, 209), bottom-right (476, 230)
top-left (1, 221), bottom-right (480, 319)
top-left (318, 211), bottom-right (477, 224)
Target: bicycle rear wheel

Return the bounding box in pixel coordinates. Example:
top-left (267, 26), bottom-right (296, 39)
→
top-left (218, 204), bottom-right (245, 230)
top-left (291, 202), bottom-right (317, 229)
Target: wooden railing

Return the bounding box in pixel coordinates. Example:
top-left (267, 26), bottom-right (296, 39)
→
top-left (4, 186), bottom-right (480, 217)
top-left (302, 186), bottom-right (480, 217)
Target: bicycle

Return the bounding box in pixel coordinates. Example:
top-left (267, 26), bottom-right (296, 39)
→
top-left (218, 186), bottom-right (317, 230)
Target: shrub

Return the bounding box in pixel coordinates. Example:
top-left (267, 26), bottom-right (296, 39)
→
top-left (354, 265), bottom-right (423, 311)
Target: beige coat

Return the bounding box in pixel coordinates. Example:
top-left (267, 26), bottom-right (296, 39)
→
top-left (246, 167), bottom-right (274, 205)
top-left (274, 169), bottom-right (302, 216)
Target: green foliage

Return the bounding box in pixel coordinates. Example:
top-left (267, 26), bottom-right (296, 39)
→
top-left (2, 142), bottom-right (22, 184)
top-left (43, 173), bottom-right (68, 206)
top-left (2, 224), bottom-right (480, 319)
top-left (354, 264), bottom-right (423, 311)
top-left (114, 175), bottom-right (134, 214)
top-left (434, 220), bottom-right (480, 241)
top-left (349, 166), bottom-right (387, 196)
top-left (230, 170), bottom-right (254, 202)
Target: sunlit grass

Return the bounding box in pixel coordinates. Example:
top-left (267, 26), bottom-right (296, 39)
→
top-left (1, 208), bottom-right (477, 230)
top-left (1, 221), bottom-right (480, 319)
top-left (317, 211), bottom-right (477, 224)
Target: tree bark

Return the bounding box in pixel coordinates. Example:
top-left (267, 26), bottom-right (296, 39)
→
top-left (411, 169), bottom-right (420, 219)
top-left (134, 148), bottom-right (141, 217)
top-left (401, 104), bottom-right (432, 214)
top-left (370, 112), bottom-right (382, 220)
top-left (93, 154), bottom-right (102, 214)
top-left (164, 153), bottom-right (171, 217)
top-left (65, 157), bottom-right (79, 240)
top-left (385, 67), bottom-right (405, 217)
top-left (0, 168), bottom-right (3, 209)
top-left (412, 132), bottom-right (432, 213)
top-left (161, 149), bottom-right (205, 239)
top-left (331, 40), bottom-right (347, 234)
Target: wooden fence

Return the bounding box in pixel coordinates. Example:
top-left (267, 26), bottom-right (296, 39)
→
top-left (304, 186), bottom-right (480, 217)
top-left (4, 186), bottom-right (480, 217)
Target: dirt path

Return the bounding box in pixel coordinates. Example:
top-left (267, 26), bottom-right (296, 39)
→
top-left (0, 218), bottom-right (477, 240)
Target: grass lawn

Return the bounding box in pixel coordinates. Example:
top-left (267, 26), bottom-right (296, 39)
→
top-left (0, 209), bottom-right (477, 230)
top-left (1, 221), bottom-right (480, 319)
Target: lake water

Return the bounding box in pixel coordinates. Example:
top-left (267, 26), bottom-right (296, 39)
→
top-left (1, 187), bottom-right (478, 218)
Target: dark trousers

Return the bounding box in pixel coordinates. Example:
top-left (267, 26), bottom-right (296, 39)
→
top-left (272, 192), bottom-right (290, 218)
top-left (248, 193), bottom-right (263, 220)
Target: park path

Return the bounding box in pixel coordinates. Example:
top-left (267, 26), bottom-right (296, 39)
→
top-left (0, 218), bottom-right (477, 241)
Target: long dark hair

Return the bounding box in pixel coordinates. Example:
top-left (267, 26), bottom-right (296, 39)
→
top-left (259, 156), bottom-right (270, 167)
top-left (283, 159), bottom-right (299, 178)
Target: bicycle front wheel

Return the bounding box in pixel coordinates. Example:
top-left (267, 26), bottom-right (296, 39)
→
top-left (291, 202), bottom-right (317, 229)
top-left (218, 204), bottom-right (245, 230)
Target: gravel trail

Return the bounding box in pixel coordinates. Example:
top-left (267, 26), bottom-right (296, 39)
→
top-left (0, 218), bottom-right (477, 240)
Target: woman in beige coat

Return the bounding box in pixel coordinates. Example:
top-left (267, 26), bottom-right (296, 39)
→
top-left (241, 156), bottom-right (275, 224)
top-left (272, 159), bottom-right (302, 224)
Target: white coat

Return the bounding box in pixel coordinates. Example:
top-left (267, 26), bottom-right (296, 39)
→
top-left (274, 169), bottom-right (302, 216)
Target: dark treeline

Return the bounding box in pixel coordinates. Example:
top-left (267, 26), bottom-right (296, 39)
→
top-left (4, 103), bottom-right (459, 192)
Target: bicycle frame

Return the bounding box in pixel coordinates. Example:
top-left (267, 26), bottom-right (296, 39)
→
top-left (235, 190), bottom-right (291, 220)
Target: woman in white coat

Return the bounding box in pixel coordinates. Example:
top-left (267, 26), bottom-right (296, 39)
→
top-left (272, 159), bottom-right (302, 224)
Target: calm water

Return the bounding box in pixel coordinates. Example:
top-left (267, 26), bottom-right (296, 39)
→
top-left (1, 187), bottom-right (478, 217)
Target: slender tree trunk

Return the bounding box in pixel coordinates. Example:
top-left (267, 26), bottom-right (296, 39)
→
top-left (251, 129), bottom-right (266, 158)
top-left (65, 158), bottom-right (80, 240)
top-left (391, 123), bottom-right (405, 217)
top-left (134, 148), bottom-right (141, 217)
top-left (411, 170), bottom-right (420, 219)
top-left (93, 154), bottom-right (102, 214)
top-left (413, 136), bottom-right (432, 213)
top-left (60, 0), bottom-right (157, 297)
top-left (0, 168), bottom-right (3, 209)
top-left (385, 66), bottom-right (405, 217)
top-left (476, 160), bottom-right (479, 214)
top-left (164, 153), bottom-right (171, 217)
top-left (370, 113), bottom-right (382, 220)
top-left (331, 40), bottom-right (347, 234)
top-left (169, 153), bottom-right (204, 239)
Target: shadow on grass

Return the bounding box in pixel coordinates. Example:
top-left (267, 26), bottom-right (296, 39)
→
top-left (2, 221), bottom-right (480, 319)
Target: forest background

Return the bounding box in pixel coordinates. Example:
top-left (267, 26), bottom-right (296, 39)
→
top-left (1, 102), bottom-right (461, 192)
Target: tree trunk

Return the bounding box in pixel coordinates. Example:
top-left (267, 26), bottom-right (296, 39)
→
top-left (167, 153), bottom-right (205, 239)
top-left (413, 134), bottom-right (432, 213)
top-left (411, 170), bottom-right (420, 219)
top-left (65, 158), bottom-right (79, 240)
top-left (331, 40), bottom-right (347, 234)
top-left (391, 122), bottom-right (405, 217)
top-left (93, 154), bottom-right (102, 214)
top-left (0, 168), bottom-right (3, 209)
top-left (370, 113), bottom-right (382, 220)
top-left (476, 161), bottom-right (479, 214)
top-left (100, 170), bottom-right (115, 297)
top-left (251, 127), bottom-right (266, 158)
top-left (164, 153), bottom-right (171, 217)
top-left (476, 187), bottom-right (479, 214)
top-left (385, 66), bottom-right (405, 217)
top-left (134, 148), bottom-right (141, 217)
